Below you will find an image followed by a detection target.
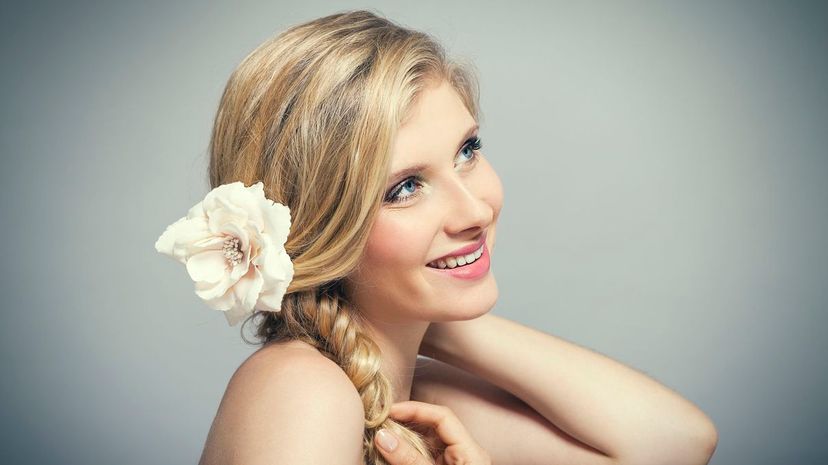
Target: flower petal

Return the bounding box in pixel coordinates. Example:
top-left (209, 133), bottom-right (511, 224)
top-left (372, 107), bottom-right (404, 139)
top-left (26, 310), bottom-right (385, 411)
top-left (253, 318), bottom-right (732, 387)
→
top-left (194, 269), bottom-right (236, 301)
top-left (223, 303), bottom-right (252, 326)
top-left (228, 260), bottom-right (249, 282)
top-left (190, 235), bottom-right (226, 251)
top-left (156, 215), bottom-right (214, 261)
top-left (234, 182), bottom-right (266, 232)
top-left (186, 250), bottom-right (229, 283)
top-left (244, 225), bottom-right (266, 265)
top-left (262, 202), bottom-right (291, 247)
top-left (256, 252), bottom-right (294, 312)
top-left (199, 284), bottom-right (235, 311)
top-left (233, 266), bottom-right (264, 312)
top-left (202, 182), bottom-right (244, 210)
top-left (186, 200), bottom-right (206, 220)
top-left (155, 216), bottom-right (187, 261)
top-left (173, 215), bottom-right (211, 243)
top-left (258, 242), bottom-right (290, 282)
top-left (207, 195), bottom-right (249, 235)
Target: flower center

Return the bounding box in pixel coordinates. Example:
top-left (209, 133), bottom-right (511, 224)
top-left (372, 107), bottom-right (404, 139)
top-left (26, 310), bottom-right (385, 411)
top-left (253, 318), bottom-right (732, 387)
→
top-left (222, 237), bottom-right (244, 266)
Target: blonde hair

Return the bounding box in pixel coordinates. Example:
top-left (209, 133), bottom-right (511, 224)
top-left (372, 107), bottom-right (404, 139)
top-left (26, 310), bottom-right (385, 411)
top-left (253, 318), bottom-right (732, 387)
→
top-left (207, 9), bottom-right (480, 463)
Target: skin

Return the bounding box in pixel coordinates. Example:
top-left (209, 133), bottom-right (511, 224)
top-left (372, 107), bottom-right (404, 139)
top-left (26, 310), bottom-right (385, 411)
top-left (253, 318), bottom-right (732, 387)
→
top-left (343, 78), bottom-right (504, 405)
top-left (203, 78), bottom-right (716, 465)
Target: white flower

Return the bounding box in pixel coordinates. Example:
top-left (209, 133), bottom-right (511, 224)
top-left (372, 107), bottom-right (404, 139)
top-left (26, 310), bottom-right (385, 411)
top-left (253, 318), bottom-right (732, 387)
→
top-left (155, 181), bottom-right (294, 326)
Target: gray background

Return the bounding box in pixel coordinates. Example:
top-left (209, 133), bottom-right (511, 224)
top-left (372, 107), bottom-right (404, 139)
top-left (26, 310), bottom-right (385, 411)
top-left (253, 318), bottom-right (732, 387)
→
top-left (1, 1), bottom-right (826, 464)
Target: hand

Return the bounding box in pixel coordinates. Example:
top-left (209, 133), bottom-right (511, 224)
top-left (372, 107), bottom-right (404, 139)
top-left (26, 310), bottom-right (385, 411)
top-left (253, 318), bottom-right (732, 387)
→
top-left (374, 400), bottom-right (491, 465)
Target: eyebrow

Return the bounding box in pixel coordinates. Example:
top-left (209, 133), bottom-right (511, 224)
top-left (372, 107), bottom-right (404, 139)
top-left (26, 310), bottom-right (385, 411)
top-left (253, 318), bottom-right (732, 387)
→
top-left (387, 123), bottom-right (480, 184)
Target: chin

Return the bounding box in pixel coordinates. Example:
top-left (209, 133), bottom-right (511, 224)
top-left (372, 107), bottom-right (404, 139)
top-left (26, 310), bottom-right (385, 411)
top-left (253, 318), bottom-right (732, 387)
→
top-left (436, 277), bottom-right (498, 322)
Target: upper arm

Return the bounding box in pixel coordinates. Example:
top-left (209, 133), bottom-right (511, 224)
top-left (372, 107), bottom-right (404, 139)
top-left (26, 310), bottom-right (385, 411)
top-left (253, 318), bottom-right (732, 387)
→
top-left (412, 356), bottom-right (618, 465)
top-left (199, 348), bottom-right (365, 465)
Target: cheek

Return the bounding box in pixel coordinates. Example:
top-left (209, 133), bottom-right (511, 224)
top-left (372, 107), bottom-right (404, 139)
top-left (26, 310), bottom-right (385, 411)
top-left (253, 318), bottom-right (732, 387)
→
top-left (364, 214), bottom-right (432, 269)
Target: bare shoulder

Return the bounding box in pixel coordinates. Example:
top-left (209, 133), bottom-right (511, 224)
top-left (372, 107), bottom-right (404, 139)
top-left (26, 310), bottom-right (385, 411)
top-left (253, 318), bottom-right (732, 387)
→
top-left (199, 340), bottom-right (365, 465)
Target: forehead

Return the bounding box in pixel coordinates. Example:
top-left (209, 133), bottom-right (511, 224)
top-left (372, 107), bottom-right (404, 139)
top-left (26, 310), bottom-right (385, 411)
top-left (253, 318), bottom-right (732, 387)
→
top-left (390, 80), bottom-right (477, 173)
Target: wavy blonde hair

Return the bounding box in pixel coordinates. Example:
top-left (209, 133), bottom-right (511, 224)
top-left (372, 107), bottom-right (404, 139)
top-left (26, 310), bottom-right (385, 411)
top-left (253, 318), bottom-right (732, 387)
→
top-left (207, 9), bottom-right (480, 464)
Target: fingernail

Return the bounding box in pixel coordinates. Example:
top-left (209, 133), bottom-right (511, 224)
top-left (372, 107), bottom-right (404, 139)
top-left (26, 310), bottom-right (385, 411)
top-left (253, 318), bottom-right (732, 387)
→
top-left (376, 429), bottom-right (398, 452)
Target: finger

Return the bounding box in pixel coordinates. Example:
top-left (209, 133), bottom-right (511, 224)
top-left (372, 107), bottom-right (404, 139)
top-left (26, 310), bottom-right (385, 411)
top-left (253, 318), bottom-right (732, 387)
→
top-left (374, 428), bottom-right (429, 465)
top-left (388, 401), bottom-right (471, 447)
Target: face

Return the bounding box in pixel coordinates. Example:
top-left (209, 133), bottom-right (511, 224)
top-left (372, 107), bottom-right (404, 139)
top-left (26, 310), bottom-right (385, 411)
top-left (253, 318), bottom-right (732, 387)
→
top-left (345, 79), bottom-right (504, 324)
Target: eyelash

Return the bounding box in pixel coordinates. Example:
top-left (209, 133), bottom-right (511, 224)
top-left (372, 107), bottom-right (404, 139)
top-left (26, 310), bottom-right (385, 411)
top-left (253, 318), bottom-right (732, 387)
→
top-left (384, 136), bottom-right (483, 205)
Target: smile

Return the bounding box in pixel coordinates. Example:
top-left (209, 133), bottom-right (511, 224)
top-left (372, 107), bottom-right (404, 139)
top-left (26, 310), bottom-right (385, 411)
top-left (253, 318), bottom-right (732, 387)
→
top-left (426, 243), bottom-right (485, 269)
top-left (425, 242), bottom-right (491, 280)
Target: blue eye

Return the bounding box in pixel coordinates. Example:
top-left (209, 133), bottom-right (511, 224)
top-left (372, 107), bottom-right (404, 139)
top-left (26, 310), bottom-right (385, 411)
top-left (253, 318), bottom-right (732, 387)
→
top-left (384, 136), bottom-right (483, 205)
top-left (456, 136), bottom-right (482, 164)
top-left (383, 174), bottom-right (424, 205)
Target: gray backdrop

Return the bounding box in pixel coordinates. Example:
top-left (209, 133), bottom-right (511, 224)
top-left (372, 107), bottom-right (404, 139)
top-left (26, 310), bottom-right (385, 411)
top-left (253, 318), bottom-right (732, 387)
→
top-left (1, 1), bottom-right (826, 464)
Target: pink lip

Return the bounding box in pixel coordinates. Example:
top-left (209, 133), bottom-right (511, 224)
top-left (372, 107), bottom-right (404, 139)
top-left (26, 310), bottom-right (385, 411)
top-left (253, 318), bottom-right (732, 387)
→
top-left (428, 231), bottom-right (488, 264)
top-left (425, 241), bottom-right (490, 280)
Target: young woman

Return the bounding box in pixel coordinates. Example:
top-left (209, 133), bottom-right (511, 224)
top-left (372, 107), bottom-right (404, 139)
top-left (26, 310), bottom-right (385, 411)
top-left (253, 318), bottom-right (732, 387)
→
top-left (158, 9), bottom-right (718, 465)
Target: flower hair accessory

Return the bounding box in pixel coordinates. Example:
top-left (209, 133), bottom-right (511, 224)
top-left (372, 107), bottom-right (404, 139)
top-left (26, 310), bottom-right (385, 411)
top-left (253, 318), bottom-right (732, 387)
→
top-left (154, 181), bottom-right (294, 326)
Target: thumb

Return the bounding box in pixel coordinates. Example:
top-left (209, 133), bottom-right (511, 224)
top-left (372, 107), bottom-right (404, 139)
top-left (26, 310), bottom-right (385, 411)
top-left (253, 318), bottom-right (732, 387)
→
top-left (375, 428), bottom-right (428, 465)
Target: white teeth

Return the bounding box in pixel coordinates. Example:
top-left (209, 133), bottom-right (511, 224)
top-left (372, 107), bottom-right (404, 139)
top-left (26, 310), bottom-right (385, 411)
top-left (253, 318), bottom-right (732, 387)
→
top-left (428, 243), bottom-right (484, 269)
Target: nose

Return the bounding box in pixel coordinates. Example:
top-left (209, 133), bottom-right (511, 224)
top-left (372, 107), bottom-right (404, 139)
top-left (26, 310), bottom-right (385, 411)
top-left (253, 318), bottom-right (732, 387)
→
top-left (442, 177), bottom-right (493, 236)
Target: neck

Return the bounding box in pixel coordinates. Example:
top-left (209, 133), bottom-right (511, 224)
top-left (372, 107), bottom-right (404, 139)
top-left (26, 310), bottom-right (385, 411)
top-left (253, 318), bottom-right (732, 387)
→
top-left (359, 313), bottom-right (431, 403)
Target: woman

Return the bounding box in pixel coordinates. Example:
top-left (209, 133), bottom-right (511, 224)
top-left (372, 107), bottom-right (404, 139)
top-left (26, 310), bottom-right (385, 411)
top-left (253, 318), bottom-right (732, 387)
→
top-left (157, 9), bottom-right (718, 464)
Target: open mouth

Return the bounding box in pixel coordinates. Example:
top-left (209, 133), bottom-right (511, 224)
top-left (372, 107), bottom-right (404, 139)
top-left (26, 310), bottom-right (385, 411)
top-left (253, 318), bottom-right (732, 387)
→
top-left (426, 243), bottom-right (485, 269)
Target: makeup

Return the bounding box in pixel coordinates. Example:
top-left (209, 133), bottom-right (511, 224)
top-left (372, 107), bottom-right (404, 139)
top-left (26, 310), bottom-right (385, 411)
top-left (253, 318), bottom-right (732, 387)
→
top-left (425, 242), bottom-right (490, 280)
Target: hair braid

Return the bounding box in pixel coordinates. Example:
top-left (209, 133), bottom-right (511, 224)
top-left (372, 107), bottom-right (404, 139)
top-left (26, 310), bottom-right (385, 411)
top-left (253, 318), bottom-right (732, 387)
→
top-left (246, 285), bottom-right (437, 464)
